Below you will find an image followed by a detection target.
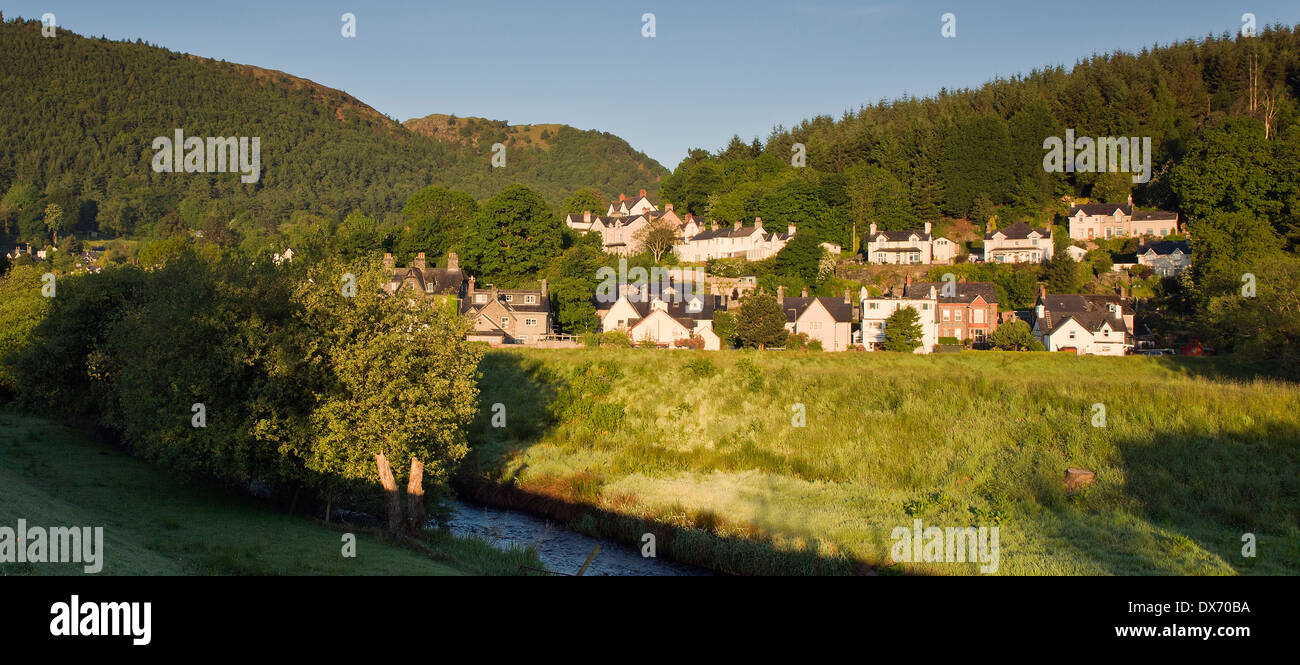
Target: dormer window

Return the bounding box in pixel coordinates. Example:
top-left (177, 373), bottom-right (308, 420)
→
top-left (504, 294), bottom-right (513, 302)
top-left (525, 295), bottom-right (537, 304)
top-left (686, 298), bottom-right (702, 314)
top-left (475, 294), bottom-right (487, 304)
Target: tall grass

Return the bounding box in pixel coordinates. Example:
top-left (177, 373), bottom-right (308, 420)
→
top-left (464, 348), bottom-right (1300, 575)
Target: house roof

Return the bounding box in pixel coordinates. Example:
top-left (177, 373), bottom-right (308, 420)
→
top-left (1037, 293), bottom-right (1132, 336)
top-left (387, 266), bottom-right (466, 296)
top-left (1138, 240), bottom-right (1189, 256)
top-left (686, 225), bottom-right (765, 241)
top-left (1132, 210), bottom-right (1178, 222)
top-left (870, 229), bottom-right (932, 242)
top-left (905, 281), bottom-right (998, 305)
top-left (986, 221), bottom-right (1050, 240)
top-left (780, 297), bottom-right (853, 323)
top-left (1069, 203), bottom-right (1132, 216)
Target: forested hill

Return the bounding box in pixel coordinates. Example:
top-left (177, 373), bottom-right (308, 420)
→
top-left (0, 17), bottom-right (666, 238)
top-left (662, 25), bottom-right (1300, 252)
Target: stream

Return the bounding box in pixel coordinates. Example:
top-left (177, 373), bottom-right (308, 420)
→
top-left (445, 500), bottom-right (712, 576)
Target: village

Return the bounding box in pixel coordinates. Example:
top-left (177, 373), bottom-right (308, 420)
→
top-left (376, 189), bottom-right (1192, 356)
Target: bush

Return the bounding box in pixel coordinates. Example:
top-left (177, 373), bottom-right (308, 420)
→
top-left (599, 331), bottom-right (632, 347)
top-left (683, 358), bottom-right (716, 378)
top-left (938, 336), bottom-right (961, 345)
top-left (786, 332), bottom-right (809, 350)
top-left (807, 340), bottom-right (823, 352)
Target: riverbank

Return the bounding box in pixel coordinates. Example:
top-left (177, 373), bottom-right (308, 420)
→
top-left (463, 348), bottom-right (1300, 575)
top-left (0, 411), bottom-right (539, 575)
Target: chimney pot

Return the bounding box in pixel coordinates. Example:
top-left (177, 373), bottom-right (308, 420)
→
top-left (801, 287), bottom-right (808, 297)
top-left (639, 188), bottom-right (647, 197)
top-left (777, 285), bottom-right (785, 305)
top-left (924, 222), bottom-right (932, 235)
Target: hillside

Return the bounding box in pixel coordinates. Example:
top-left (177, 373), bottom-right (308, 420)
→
top-left (0, 16), bottom-right (666, 241)
top-left (662, 25), bottom-right (1300, 252)
top-left (463, 348), bottom-right (1300, 575)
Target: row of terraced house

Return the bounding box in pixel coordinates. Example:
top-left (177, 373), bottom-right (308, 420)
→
top-left (383, 250), bottom-right (1137, 356)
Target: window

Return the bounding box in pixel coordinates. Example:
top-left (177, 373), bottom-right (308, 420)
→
top-left (972, 308), bottom-right (984, 324)
top-left (475, 294), bottom-right (487, 304)
top-left (500, 317), bottom-right (509, 329)
top-left (504, 294), bottom-right (513, 302)
top-left (869, 302), bottom-right (879, 310)
top-left (942, 310), bottom-right (950, 322)
top-left (954, 311), bottom-right (962, 322)
top-left (525, 318), bottom-right (537, 327)
top-left (525, 295), bottom-right (537, 304)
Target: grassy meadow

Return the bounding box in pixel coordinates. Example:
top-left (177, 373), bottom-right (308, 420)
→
top-left (463, 348), bottom-right (1300, 575)
top-left (0, 411), bottom-right (540, 576)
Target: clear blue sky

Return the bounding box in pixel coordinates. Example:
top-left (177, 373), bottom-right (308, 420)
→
top-left (6, 1), bottom-right (1300, 169)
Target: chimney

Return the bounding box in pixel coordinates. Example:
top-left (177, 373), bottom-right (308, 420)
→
top-left (639, 188), bottom-right (647, 198)
top-left (1039, 284), bottom-right (1047, 299)
top-left (777, 285), bottom-right (785, 306)
top-left (788, 223), bottom-right (796, 237)
top-left (1127, 193), bottom-right (1133, 207)
top-left (1112, 303), bottom-right (1122, 320)
top-left (619, 193), bottom-right (627, 202)
top-left (801, 287), bottom-right (809, 297)
top-left (843, 289), bottom-right (850, 305)
top-left (665, 203), bottom-right (674, 212)
top-left (754, 217), bottom-right (763, 231)
top-left (1035, 302), bottom-right (1045, 321)
top-left (383, 253), bottom-right (394, 270)
top-left (905, 273), bottom-right (912, 288)
top-left (447, 252), bottom-right (459, 271)
top-left (541, 278), bottom-right (549, 299)
top-left (467, 276), bottom-right (476, 299)
top-left (869, 223), bottom-right (877, 236)
top-left (584, 210), bottom-right (591, 223)
top-left (490, 284), bottom-right (499, 301)
top-left (924, 222), bottom-right (932, 235)
top-left (711, 221), bottom-right (719, 232)
top-left (413, 252), bottom-right (427, 270)
top-left (734, 220), bottom-right (742, 231)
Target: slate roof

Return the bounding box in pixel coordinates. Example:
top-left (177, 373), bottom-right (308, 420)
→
top-left (1138, 240), bottom-right (1189, 256)
top-left (986, 221), bottom-right (1050, 240)
top-left (780, 297), bottom-right (854, 324)
top-left (387, 266), bottom-right (466, 296)
top-left (1037, 293), bottom-right (1131, 336)
top-left (1069, 203), bottom-right (1132, 216)
top-left (904, 281), bottom-right (998, 305)
top-left (1132, 210), bottom-right (1178, 221)
top-left (869, 229), bottom-right (932, 242)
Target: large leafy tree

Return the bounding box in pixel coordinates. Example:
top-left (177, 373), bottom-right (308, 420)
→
top-left (460, 184), bottom-right (563, 285)
top-left (0, 264), bottom-right (50, 393)
top-left (561, 188), bottom-right (605, 215)
top-left (544, 245), bottom-right (606, 334)
top-left (882, 306), bottom-right (924, 352)
top-left (987, 319), bottom-right (1042, 351)
top-left (774, 232), bottom-right (825, 286)
top-left (296, 258), bottom-right (483, 534)
top-left (397, 186), bottom-right (478, 263)
top-left (735, 291), bottom-right (788, 350)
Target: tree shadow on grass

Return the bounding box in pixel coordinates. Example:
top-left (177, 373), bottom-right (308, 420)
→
top-left (1030, 419), bottom-right (1300, 575)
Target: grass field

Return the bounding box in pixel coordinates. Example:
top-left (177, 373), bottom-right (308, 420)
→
top-left (464, 348), bottom-right (1300, 575)
top-left (0, 412), bottom-right (539, 576)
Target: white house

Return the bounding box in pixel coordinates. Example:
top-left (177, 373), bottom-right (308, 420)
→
top-left (983, 221), bottom-right (1054, 264)
top-left (859, 285), bottom-right (939, 353)
top-left (864, 222), bottom-right (955, 265)
top-left (1137, 240), bottom-right (1191, 276)
top-left (1032, 288), bottom-right (1133, 356)
top-left (674, 218), bottom-right (794, 262)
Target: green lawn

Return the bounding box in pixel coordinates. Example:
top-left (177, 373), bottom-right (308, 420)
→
top-left (465, 348), bottom-right (1300, 575)
top-left (0, 412), bottom-right (539, 575)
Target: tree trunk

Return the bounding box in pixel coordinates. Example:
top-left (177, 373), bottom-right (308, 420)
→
top-left (406, 457), bottom-right (425, 535)
top-left (375, 453), bottom-right (402, 535)
top-left (324, 490), bottom-right (333, 523)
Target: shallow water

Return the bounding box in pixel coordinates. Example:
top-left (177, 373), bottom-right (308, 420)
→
top-left (444, 500), bottom-right (711, 576)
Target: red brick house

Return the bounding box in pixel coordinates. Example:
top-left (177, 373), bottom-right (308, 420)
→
top-left (904, 278), bottom-right (999, 346)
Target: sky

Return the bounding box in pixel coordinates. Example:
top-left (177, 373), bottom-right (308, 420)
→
top-left (6, 0), bottom-right (1300, 169)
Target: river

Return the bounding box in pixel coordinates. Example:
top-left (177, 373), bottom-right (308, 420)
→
top-left (445, 500), bottom-right (712, 576)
